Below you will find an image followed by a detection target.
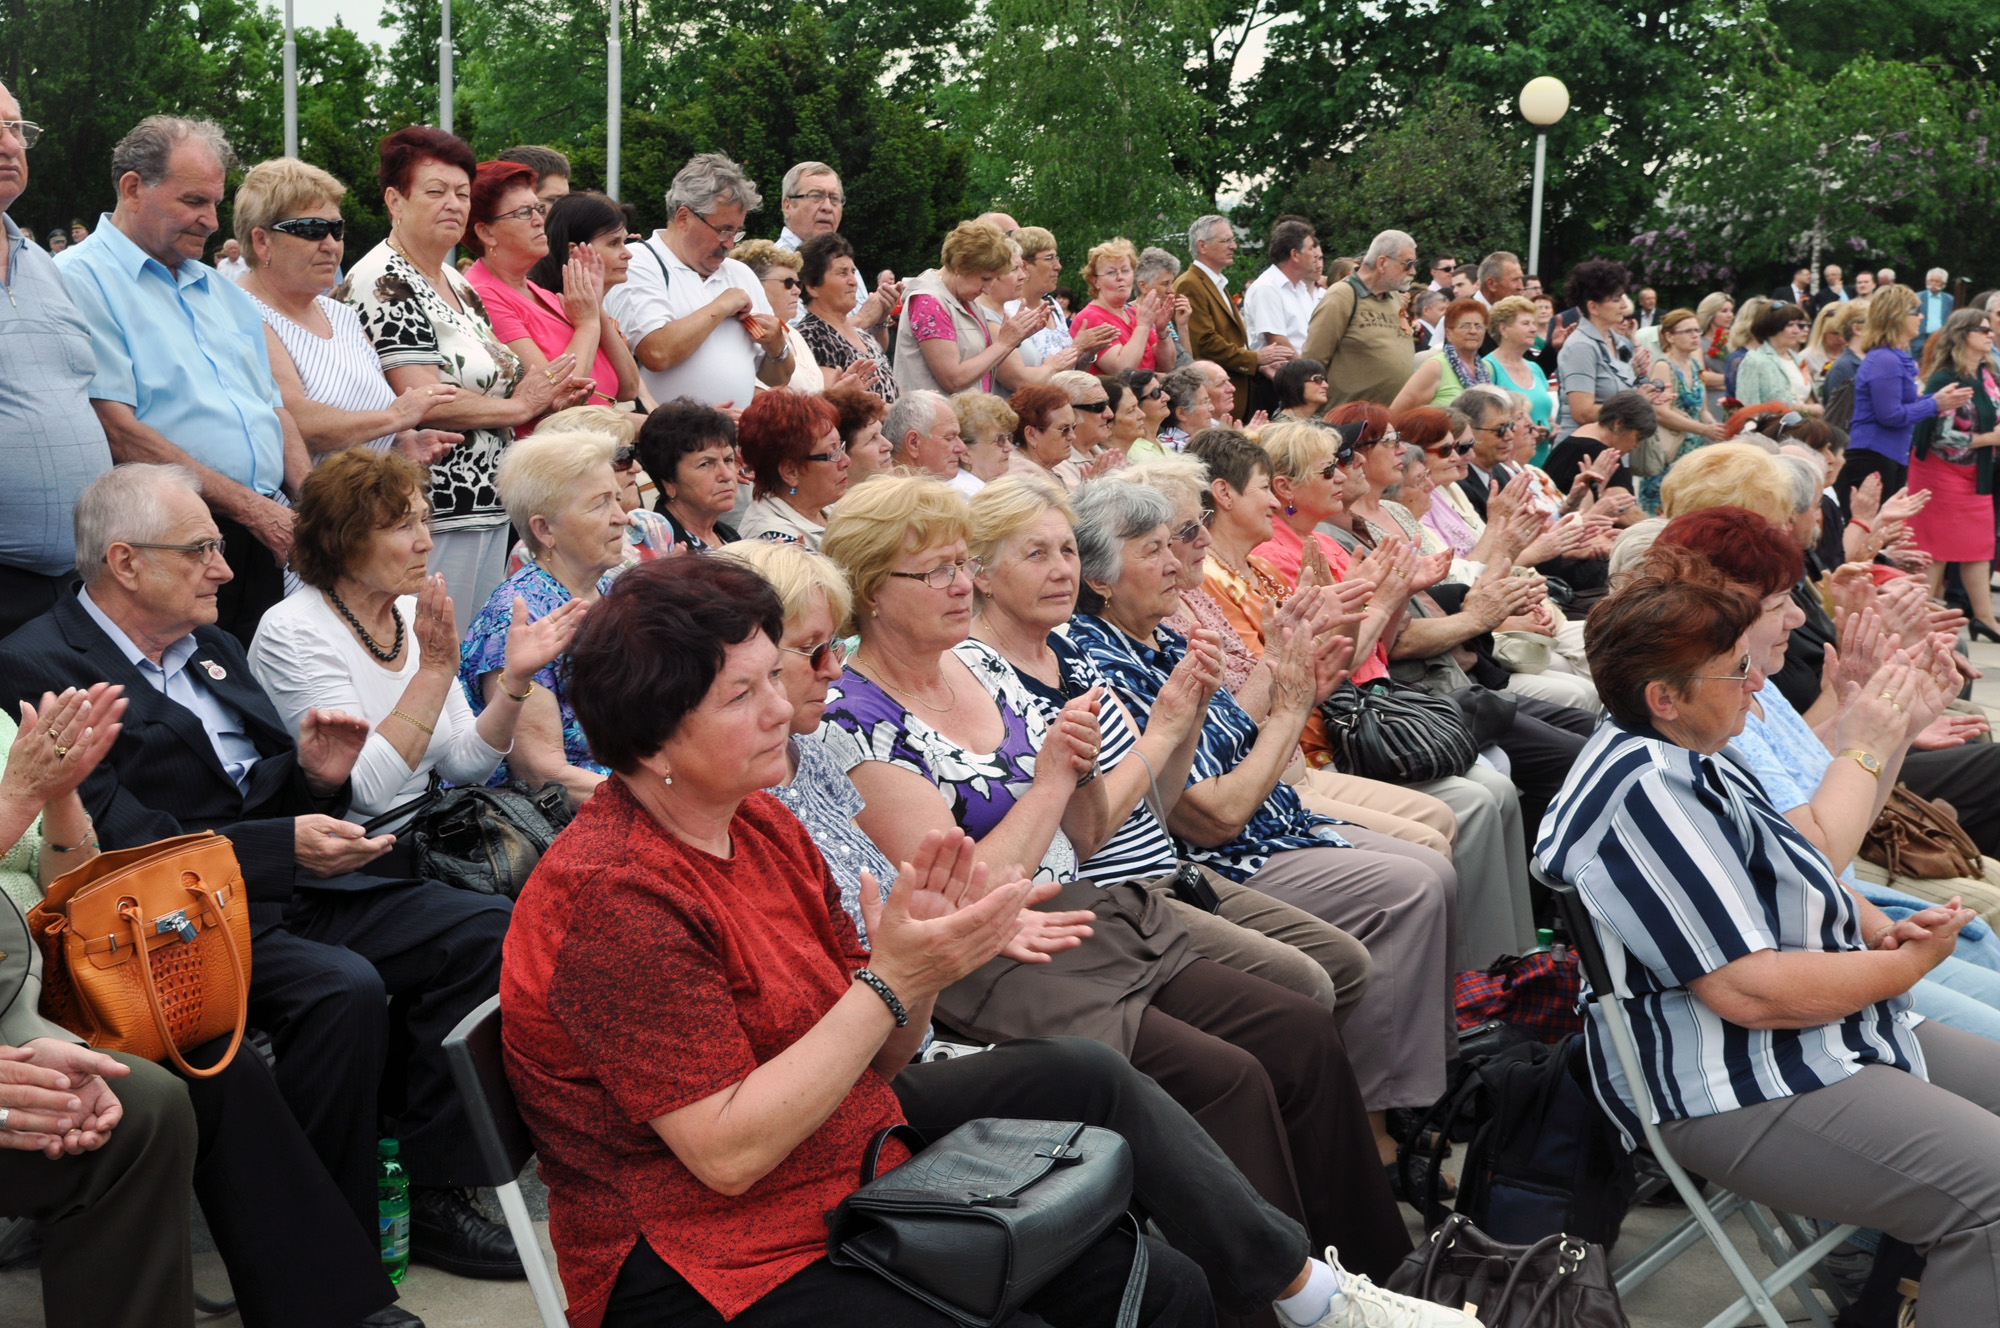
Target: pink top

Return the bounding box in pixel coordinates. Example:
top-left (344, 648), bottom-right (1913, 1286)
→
top-left (1418, 499), bottom-right (1480, 558)
top-left (1070, 301), bottom-right (1168, 372)
top-left (465, 261), bottom-right (622, 425)
top-left (906, 291), bottom-right (997, 393)
top-left (1250, 521), bottom-right (1390, 685)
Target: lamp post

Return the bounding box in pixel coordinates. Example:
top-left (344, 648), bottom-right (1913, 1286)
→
top-left (606, 0), bottom-right (622, 201)
top-left (439, 0), bottom-right (453, 133)
top-left (282, 0), bottom-right (297, 157)
top-left (1518, 76), bottom-right (1569, 278)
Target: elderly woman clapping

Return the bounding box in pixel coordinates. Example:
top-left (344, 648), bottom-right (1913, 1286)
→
top-left (460, 430), bottom-right (628, 801)
top-left (1539, 551), bottom-right (2000, 1328)
top-left (893, 221), bottom-right (1049, 397)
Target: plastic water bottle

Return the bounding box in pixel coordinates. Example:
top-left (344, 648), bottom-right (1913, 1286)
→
top-left (378, 1138), bottom-right (410, 1283)
top-left (1533, 927), bottom-right (1556, 954)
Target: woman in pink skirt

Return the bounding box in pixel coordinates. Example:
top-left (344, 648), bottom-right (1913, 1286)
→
top-left (1910, 308), bottom-right (2000, 638)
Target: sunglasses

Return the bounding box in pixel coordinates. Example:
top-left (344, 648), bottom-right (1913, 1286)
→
top-left (1306, 374), bottom-right (1328, 386)
top-left (1427, 441), bottom-right (1476, 457)
top-left (1318, 452), bottom-right (1353, 479)
top-left (770, 275), bottom-right (800, 291)
top-left (1171, 518), bottom-right (1206, 544)
top-left (613, 444), bottom-right (639, 468)
top-left (783, 638), bottom-right (850, 671)
top-left (269, 217), bottom-right (345, 242)
top-left (1072, 400), bottom-right (1112, 414)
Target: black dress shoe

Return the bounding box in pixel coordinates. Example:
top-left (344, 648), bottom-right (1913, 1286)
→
top-left (360, 1308), bottom-right (425, 1328)
top-left (409, 1185), bottom-right (524, 1280)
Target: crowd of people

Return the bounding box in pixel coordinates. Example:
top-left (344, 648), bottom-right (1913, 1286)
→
top-left (6, 87), bottom-right (2000, 1328)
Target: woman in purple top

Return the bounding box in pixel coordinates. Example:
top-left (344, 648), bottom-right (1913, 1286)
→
top-left (1840, 284), bottom-right (1976, 506)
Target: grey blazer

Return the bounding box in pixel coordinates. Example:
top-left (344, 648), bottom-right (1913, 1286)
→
top-left (0, 885), bottom-right (82, 1048)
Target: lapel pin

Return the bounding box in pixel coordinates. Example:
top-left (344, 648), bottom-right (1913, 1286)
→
top-left (200, 660), bottom-right (227, 681)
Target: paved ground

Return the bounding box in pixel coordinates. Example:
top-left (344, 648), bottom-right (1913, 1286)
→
top-left (9, 638), bottom-right (1998, 1326)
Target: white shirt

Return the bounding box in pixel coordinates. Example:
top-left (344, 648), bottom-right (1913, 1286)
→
top-left (215, 256), bottom-right (249, 284)
top-left (247, 588), bottom-right (506, 819)
top-left (947, 469), bottom-right (986, 497)
top-left (1241, 264), bottom-right (1319, 348)
top-left (605, 234), bottom-right (773, 409)
top-left (1192, 261), bottom-right (1229, 297)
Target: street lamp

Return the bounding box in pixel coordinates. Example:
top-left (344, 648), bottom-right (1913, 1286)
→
top-left (606, 0), bottom-right (622, 201)
top-left (282, 0), bottom-right (297, 157)
top-left (1519, 76), bottom-right (1569, 277)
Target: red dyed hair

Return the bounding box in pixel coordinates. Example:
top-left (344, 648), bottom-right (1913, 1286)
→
top-left (822, 381), bottom-right (888, 443)
top-left (1009, 383), bottom-right (1073, 432)
top-left (1722, 401), bottom-right (1793, 440)
top-left (463, 160), bottom-right (538, 260)
top-left (377, 126), bottom-right (476, 199)
top-left (1585, 545), bottom-right (1759, 729)
top-left (1392, 406), bottom-right (1455, 452)
top-left (1442, 298), bottom-right (1488, 332)
top-left (1654, 506), bottom-right (1804, 598)
top-left (1327, 401), bottom-right (1393, 445)
top-left (737, 389), bottom-right (841, 498)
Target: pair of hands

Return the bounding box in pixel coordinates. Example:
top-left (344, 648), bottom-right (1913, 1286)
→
top-left (1829, 646), bottom-right (1948, 758)
top-left (1149, 628), bottom-right (1227, 741)
top-left (3, 686), bottom-right (127, 814)
top-left (1875, 895), bottom-right (1978, 976)
top-left (1034, 687), bottom-right (1105, 788)
top-left (1256, 336), bottom-right (1297, 371)
top-left (854, 271), bottom-right (904, 331)
top-left (1466, 563), bottom-right (1549, 631)
top-left (557, 243), bottom-right (610, 327)
top-left (515, 350), bottom-right (596, 417)
top-left (0, 1040), bottom-right (128, 1158)
top-left (855, 829), bottom-right (1094, 996)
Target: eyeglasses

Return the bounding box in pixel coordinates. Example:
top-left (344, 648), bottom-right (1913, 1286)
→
top-left (0, 120), bottom-right (42, 148)
top-left (1305, 374), bottom-right (1328, 385)
top-left (493, 202), bottom-right (550, 225)
top-left (685, 209), bottom-right (747, 245)
top-left (1687, 653), bottom-right (1755, 685)
top-left (783, 638), bottom-right (851, 670)
top-left (786, 190), bottom-right (844, 208)
top-left (1171, 518), bottom-right (1206, 544)
top-left (888, 558), bottom-right (983, 589)
top-left (1317, 455), bottom-right (1350, 479)
top-left (1397, 257), bottom-right (1420, 272)
top-left (1054, 423), bottom-right (1078, 437)
top-left (1451, 322), bottom-right (1487, 334)
top-left (805, 441), bottom-right (849, 463)
top-left (768, 275), bottom-right (800, 291)
top-left (1072, 400), bottom-right (1111, 414)
top-left (1474, 421), bottom-right (1519, 436)
top-left (269, 217), bottom-right (346, 242)
top-left (1427, 441), bottom-right (1476, 457)
top-left (118, 537), bottom-right (227, 565)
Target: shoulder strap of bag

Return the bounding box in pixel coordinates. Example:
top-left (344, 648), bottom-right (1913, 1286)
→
top-left (120, 874), bottom-right (247, 1080)
top-left (1112, 1212), bottom-right (1150, 1328)
top-left (858, 1123), bottom-right (929, 1183)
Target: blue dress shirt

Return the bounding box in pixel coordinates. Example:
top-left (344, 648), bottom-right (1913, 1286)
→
top-left (78, 586), bottom-right (262, 792)
top-left (54, 213), bottom-right (285, 496)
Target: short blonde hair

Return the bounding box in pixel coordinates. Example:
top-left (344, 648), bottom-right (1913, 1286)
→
top-left (1111, 455), bottom-right (1208, 517)
top-left (820, 475), bottom-right (972, 629)
top-left (1014, 226), bottom-right (1057, 264)
top-left (234, 157), bottom-right (347, 267)
top-left (939, 220), bottom-right (1013, 278)
top-left (952, 389), bottom-right (1018, 445)
top-left (1258, 420), bottom-right (1336, 482)
top-left (1082, 237), bottom-right (1140, 298)
top-left (729, 238), bottom-right (803, 280)
top-left (1659, 442), bottom-right (1791, 526)
top-left (713, 538), bottom-right (853, 629)
top-left (967, 474), bottom-right (1074, 573)
top-left (1487, 295), bottom-right (1538, 330)
top-left (495, 430), bottom-right (619, 558)
top-left (1727, 297), bottom-right (1770, 353)
top-left (1864, 284), bottom-right (1921, 353)
top-left (538, 404), bottom-right (640, 444)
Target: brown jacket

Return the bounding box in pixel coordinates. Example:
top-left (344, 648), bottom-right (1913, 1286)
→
top-left (1303, 275), bottom-right (1416, 406)
top-left (1174, 265), bottom-right (1257, 421)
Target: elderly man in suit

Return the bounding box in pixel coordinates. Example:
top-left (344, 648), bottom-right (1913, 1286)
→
top-left (1916, 268), bottom-right (1955, 358)
top-left (1174, 213), bottom-right (1293, 421)
top-left (0, 463), bottom-right (521, 1288)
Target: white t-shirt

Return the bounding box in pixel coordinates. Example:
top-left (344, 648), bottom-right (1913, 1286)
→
top-left (248, 588), bottom-right (507, 819)
top-left (606, 234), bottom-right (773, 409)
top-left (216, 256), bottom-right (250, 283)
top-left (1242, 265), bottom-right (1320, 348)
top-left (947, 469), bottom-right (986, 497)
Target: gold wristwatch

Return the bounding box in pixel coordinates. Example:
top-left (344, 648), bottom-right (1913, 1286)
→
top-left (1836, 749), bottom-right (1883, 780)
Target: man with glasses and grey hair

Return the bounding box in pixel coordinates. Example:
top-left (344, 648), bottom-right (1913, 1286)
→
top-left (772, 159), bottom-right (900, 343)
top-left (52, 113), bottom-right (311, 646)
top-left (605, 152), bottom-right (793, 412)
top-left (1302, 228), bottom-right (1418, 406)
top-left (1174, 213), bottom-right (1291, 423)
top-left (0, 80), bottom-right (114, 640)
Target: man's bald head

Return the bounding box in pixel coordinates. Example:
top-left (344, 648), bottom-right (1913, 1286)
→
top-left (975, 211), bottom-right (1020, 234)
top-left (0, 82), bottom-right (27, 214)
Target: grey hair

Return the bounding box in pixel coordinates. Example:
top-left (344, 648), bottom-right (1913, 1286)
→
top-left (1457, 384), bottom-right (1512, 428)
top-left (1073, 478), bottom-right (1176, 592)
top-left (885, 390), bottom-right (951, 458)
top-left (781, 160), bottom-right (838, 199)
top-left (1135, 246), bottom-right (1182, 286)
top-left (665, 152), bottom-right (762, 219)
top-left (1774, 453), bottom-right (1822, 517)
top-left (1049, 369), bottom-right (1102, 404)
top-left (1159, 366), bottom-right (1209, 417)
top-left (1928, 267), bottom-right (1949, 283)
top-left (1476, 251), bottom-right (1521, 284)
top-left (1109, 456), bottom-right (1208, 517)
top-left (1186, 214), bottom-right (1231, 253)
top-left (76, 463), bottom-right (203, 576)
top-left (1607, 517), bottom-right (1669, 591)
top-left (111, 116), bottom-right (235, 192)
top-left (1363, 229), bottom-right (1416, 265)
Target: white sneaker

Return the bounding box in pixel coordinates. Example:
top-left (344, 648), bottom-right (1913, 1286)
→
top-left (1305, 1249), bottom-right (1481, 1327)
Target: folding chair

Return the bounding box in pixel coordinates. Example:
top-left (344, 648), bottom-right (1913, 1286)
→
top-left (442, 995), bottom-right (567, 1328)
top-left (1536, 862), bottom-right (1858, 1328)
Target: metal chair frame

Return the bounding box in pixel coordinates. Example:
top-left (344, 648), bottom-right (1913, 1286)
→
top-left (442, 994), bottom-right (567, 1328)
top-left (1538, 863), bottom-right (1858, 1328)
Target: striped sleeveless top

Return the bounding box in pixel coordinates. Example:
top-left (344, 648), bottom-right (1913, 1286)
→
top-left (253, 293), bottom-right (400, 452)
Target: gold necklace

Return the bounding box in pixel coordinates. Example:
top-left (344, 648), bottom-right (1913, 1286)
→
top-left (857, 652), bottom-right (957, 712)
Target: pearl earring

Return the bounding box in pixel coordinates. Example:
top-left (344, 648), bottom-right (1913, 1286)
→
top-left (662, 772), bottom-right (674, 786)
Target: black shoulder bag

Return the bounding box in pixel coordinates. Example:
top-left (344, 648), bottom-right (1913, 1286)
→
top-left (361, 775), bottom-right (574, 899)
top-left (826, 1118), bottom-right (1147, 1327)
top-left (1318, 680), bottom-right (1479, 783)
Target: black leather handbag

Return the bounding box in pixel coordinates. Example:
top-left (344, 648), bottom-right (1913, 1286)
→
top-left (1319, 680), bottom-right (1479, 783)
top-left (362, 777), bottom-right (573, 899)
top-left (826, 1118), bottom-right (1147, 1327)
top-left (1386, 1213), bottom-right (1629, 1327)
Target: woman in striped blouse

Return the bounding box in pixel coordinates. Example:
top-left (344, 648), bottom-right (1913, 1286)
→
top-left (1540, 549), bottom-right (2000, 1325)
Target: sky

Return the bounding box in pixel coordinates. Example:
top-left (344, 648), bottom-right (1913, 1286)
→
top-left (288, 0), bottom-right (393, 52)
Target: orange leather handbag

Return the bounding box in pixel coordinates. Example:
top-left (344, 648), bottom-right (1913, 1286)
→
top-left (27, 831), bottom-right (251, 1079)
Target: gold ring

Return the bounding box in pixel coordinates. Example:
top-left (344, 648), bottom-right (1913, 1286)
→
top-left (44, 726), bottom-right (59, 740)
top-left (53, 744), bottom-right (69, 760)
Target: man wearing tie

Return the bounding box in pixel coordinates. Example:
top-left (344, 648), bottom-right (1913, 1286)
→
top-left (1770, 266), bottom-right (1813, 308)
top-left (1916, 268), bottom-right (1955, 359)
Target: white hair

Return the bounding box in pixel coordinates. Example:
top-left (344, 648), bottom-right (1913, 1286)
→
top-left (665, 152), bottom-right (762, 219)
top-left (1363, 229), bottom-right (1416, 265)
top-left (1928, 267), bottom-right (1949, 282)
top-left (1135, 246), bottom-right (1181, 286)
top-left (1774, 453), bottom-right (1823, 516)
top-left (1186, 214), bottom-right (1231, 253)
top-left (884, 390), bottom-right (951, 457)
top-left (495, 430), bottom-right (619, 558)
top-left (76, 463), bottom-right (203, 577)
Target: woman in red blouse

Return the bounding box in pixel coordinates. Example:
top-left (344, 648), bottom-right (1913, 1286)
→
top-left (498, 557), bottom-right (1216, 1328)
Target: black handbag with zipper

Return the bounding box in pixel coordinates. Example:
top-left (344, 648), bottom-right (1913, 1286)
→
top-left (826, 1118), bottom-right (1147, 1327)
top-left (362, 775), bottom-right (574, 899)
top-left (1386, 1213), bottom-right (1629, 1327)
top-left (1318, 680), bottom-right (1479, 783)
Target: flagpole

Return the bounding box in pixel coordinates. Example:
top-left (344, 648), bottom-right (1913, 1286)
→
top-left (606, 0), bottom-right (622, 200)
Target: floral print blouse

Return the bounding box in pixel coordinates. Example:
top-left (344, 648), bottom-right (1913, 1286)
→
top-left (459, 562), bottom-right (612, 785)
top-left (339, 241), bottom-right (524, 534)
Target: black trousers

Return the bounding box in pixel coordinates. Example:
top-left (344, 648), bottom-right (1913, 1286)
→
top-left (1497, 695), bottom-right (1595, 843)
top-left (1835, 448), bottom-right (1909, 518)
top-left (602, 1225), bottom-right (1214, 1328)
top-left (252, 873), bottom-right (511, 1231)
top-left (893, 1037), bottom-right (1309, 1316)
top-left (0, 564), bottom-right (73, 643)
top-left (1902, 743), bottom-right (2000, 857)
top-left (210, 513), bottom-right (287, 648)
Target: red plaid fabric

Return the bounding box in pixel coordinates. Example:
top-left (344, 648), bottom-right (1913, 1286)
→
top-left (1454, 951), bottom-right (1585, 1043)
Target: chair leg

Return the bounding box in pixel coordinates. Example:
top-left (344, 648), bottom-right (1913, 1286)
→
top-left (1742, 1205), bottom-right (1836, 1328)
top-left (1614, 1193), bottom-right (1749, 1296)
top-left (495, 1179), bottom-right (566, 1328)
top-left (1773, 1209), bottom-right (1853, 1314)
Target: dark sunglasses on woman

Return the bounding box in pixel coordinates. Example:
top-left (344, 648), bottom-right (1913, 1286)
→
top-left (1427, 441), bottom-right (1476, 457)
top-left (269, 217), bottom-right (345, 242)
